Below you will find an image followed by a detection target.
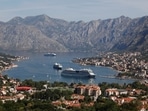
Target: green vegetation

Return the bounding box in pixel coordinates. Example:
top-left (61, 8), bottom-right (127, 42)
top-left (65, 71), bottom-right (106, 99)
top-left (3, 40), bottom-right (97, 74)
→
top-left (1, 78), bottom-right (147, 111)
top-left (0, 98), bottom-right (141, 111)
top-left (31, 88), bottom-right (73, 101)
top-left (129, 81), bottom-right (148, 95)
top-left (0, 100), bottom-right (59, 111)
top-left (21, 79), bottom-right (69, 90)
top-left (98, 82), bottom-right (123, 94)
top-left (95, 98), bottom-right (120, 111)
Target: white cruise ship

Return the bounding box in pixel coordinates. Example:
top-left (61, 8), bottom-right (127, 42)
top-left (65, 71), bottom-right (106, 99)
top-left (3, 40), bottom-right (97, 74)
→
top-left (44, 53), bottom-right (56, 56)
top-left (61, 68), bottom-right (95, 78)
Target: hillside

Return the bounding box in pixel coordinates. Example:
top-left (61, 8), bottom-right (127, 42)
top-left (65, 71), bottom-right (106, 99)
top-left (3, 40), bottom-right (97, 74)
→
top-left (0, 14), bottom-right (147, 52)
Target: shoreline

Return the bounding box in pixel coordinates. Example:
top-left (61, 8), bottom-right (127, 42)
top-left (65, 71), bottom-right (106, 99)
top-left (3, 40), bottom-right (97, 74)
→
top-left (1, 52), bottom-right (141, 85)
top-left (0, 55), bottom-right (29, 74)
top-left (72, 52), bottom-right (148, 82)
top-left (75, 62), bottom-right (145, 82)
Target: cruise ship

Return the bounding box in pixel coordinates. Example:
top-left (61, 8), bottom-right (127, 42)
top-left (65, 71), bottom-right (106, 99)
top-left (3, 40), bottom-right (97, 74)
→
top-left (61, 68), bottom-right (95, 78)
top-left (44, 53), bottom-right (56, 56)
top-left (53, 63), bottom-right (62, 70)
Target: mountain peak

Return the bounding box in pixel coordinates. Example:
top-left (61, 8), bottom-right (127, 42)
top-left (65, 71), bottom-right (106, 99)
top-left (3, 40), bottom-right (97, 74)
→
top-left (35, 14), bottom-right (51, 21)
top-left (8, 16), bottom-right (24, 24)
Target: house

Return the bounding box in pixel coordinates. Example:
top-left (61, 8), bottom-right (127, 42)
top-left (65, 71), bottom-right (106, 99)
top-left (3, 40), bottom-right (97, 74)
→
top-left (16, 86), bottom-right (34, 94)
top-left (15, 94), bottom-right (25, 100)
top-left (16, 86), bottom-right (32, 91)
top-left (126, 88), bottom-right (145, 96)
top-left (105, 88), bottom-right (119, 96)
top-left (0, 96), bottom-right (16, 103)
top-left (52, 100), bottom-right (81, 108)
top-left (139, 100), bottom-right (148, 111)
top-left (117, 89), bottom-right (128, 95)
top-left (0, 90), bottom-right (7, 96)
top-left (114, 97), bottom-right (136, 105)
top-left (75, 85), bottom-right (101, 97)
top-left (71, 94), bottom-right (84, 100)
top-left (74, 84), bottom-right (101, 101)
top-left (105, 88), bottom-right (128, 96)
top-left (85, 85), bottom-right (101, 97)
top-left (75, 85), bottom-right (86, 95)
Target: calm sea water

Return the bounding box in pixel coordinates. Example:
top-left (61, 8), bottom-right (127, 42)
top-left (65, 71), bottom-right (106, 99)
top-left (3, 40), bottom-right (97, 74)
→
top-left (3, 52), bottom-right (135, 84)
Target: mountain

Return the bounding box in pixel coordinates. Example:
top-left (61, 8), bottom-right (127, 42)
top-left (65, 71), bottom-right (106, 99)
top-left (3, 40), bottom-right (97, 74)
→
top-left (112, 16), bottom-right (148, 52)
top-left (0, 14), bottom-right (147, 52)
top-left (0, 15), bottom-right (68, 52)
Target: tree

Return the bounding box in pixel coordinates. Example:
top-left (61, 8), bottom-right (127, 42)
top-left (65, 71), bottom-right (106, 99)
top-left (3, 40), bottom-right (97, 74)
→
top-left (94, 98), bottom-right (119, 111)
top-left (84, 95), bottom-right (92, 103)
top-left (120, 100), bottom-right (139, 111)
top-left (0, 78), bottom-right (3, 88)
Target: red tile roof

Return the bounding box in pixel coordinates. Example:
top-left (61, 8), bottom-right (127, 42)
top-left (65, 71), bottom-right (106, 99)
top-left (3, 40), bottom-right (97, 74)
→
top-left (16, 86), bottom-right (31, 91)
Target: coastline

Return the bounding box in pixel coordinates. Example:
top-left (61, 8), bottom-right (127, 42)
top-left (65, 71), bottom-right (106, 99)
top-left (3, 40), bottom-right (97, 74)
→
top-left (1, 52), bottom-right (138, 85)
top-left (72, 52), bottom-right (148, 82)
top-left (0, 55), bottom-right (29, 74)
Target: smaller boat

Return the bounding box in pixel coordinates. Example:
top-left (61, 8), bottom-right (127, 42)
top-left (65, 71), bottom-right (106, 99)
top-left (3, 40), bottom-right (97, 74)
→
top-left (53, 63), bottom-right (62, 70)
top-left (44, 53), bottom-right (56, 56)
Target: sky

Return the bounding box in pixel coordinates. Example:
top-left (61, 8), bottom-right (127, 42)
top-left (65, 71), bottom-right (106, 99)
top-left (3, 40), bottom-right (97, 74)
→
top-left (0, 0), bottom-right (148, 22)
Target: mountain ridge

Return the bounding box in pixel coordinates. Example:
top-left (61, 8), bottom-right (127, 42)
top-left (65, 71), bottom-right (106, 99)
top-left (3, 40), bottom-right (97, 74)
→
top-left (0, 15), bottom-right (147, 52)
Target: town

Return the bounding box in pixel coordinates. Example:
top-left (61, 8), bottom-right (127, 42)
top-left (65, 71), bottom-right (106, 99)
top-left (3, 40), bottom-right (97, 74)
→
top-left (73, 52), bottom-right (148, 81)
top-left (0, 52), bottom-right (148, 111)
top-left (0, 74), bottom-right (148, 111)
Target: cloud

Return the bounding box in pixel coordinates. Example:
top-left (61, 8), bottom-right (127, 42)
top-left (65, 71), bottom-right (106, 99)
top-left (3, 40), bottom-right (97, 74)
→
top-left (0, 0), bottom-right (148, 22)
top-left (115, 0), bottom-right (148, 11)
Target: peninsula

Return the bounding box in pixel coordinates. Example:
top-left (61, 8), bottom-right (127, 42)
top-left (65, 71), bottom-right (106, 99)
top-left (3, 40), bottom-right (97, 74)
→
top-left (0, 53), bottom-right (28, 72)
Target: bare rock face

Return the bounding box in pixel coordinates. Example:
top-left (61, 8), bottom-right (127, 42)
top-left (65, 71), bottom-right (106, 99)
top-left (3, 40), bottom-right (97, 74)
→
top-left (0, 19), bottom-right (68, 52)
top-left (0, 15), bottom-right (147, 52)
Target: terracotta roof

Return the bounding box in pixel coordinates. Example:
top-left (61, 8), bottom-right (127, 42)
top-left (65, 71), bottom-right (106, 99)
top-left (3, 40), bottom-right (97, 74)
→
top-left (16, 86), bottom-right (31, 91)
top-left (52, 100), bottom-right (61, 106)
top-left (123, 97), bottom-right (135, 103)
top-left (71, 94), bottom-right (84, 100)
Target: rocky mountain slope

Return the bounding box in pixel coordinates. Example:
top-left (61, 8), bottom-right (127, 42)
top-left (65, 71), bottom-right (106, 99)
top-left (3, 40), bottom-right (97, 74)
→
top-left (0, 14), bottom-right (147, 52)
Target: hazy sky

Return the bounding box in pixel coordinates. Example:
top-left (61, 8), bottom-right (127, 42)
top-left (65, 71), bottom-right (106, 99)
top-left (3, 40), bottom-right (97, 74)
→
top-left (0, 0), bottom-right (148, 22)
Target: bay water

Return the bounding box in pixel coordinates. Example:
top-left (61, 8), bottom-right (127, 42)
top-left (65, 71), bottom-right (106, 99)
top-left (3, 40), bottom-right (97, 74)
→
top-left (3, 52), bottom-right (135, 84)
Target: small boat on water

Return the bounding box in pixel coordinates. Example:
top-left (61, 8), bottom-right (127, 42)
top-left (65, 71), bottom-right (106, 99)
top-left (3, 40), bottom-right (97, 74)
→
top-left (44, 53), bottom-right (56, 56)
top-left (61, 68), bottom-right (95, 78)
top-left (53, 63), bottom-right (62, 70)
